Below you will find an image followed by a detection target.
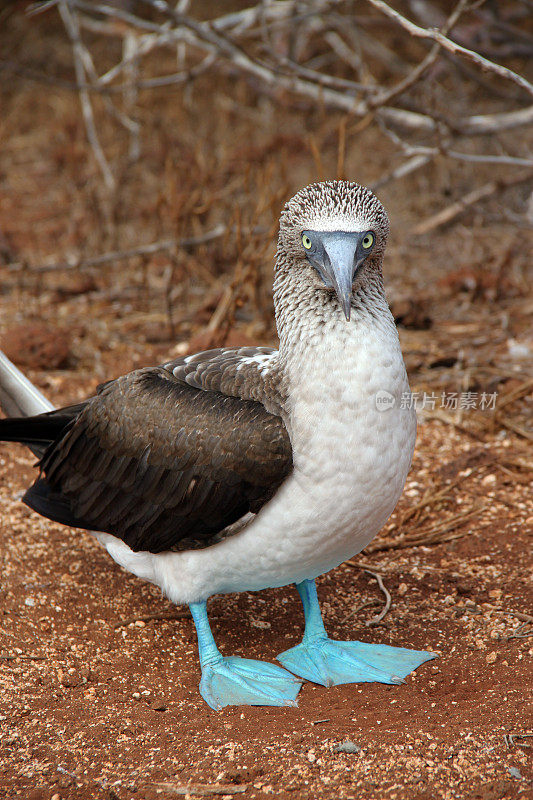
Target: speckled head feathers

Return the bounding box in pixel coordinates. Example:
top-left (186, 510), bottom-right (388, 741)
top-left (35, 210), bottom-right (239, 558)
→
top-left (279, 180), bottom-right (389, 259)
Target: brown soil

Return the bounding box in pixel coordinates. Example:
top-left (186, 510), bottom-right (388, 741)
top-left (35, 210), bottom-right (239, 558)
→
top-left (0, 6), bottom-right (532, 800)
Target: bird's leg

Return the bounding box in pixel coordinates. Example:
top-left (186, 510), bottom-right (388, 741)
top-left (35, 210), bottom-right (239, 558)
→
top-left (296, 577), bottom-right (329, 640)
top-left (189, 601), bottom-right (302, 710)
top-left (277, 579), bottom-right (436, 687)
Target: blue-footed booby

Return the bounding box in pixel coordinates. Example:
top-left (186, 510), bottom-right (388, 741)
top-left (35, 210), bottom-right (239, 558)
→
top-left (0, 181), bottom-right (435, 710)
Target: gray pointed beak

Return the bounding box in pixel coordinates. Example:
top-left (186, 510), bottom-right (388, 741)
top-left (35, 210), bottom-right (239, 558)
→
top-left (303, 230), bottom-right (372, 321)
top-left (322, 238), bottom-right (359, 321)
top-left (320, 233), bottom-right (363, 322)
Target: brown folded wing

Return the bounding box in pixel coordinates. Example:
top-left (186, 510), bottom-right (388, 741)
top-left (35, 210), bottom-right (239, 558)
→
top-left (24, 364), bottom-right (292, 553)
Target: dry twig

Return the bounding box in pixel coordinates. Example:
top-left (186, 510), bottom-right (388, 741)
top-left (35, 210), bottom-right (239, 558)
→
top-left (495, 417), bottom-right (533, 442)
top-left (495, 377), bottom-right (533, 412)
top-left (8, 226), bottom-right (225, 274)
top-left (364, 570), bottom-right (392, 626)
top-left (341, 598), bottom-right (381, 625)
top-left (505, 733), bottom-right (533, 749)
top-left (394, 473), bottom-right (471, 530)
top-left (367, 504), bottom-right (486, 552)
top-left (412, 172), bottom-right (533, 235)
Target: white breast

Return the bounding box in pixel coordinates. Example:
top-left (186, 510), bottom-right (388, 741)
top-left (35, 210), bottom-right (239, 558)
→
top-left (98, 308), bottom-right (416, 605)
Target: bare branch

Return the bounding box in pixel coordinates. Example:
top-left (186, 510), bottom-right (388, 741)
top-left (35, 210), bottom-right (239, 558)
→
top-left (136, 0), bottom-right (370, 115)
top-left (73, 21), bottom-right (141, 145)
top-left (324, 30), bottom-right (366, 77)
top-left (378, 114), bottom-right (533, 169)
top-left (366, 0), bottom-right (533, 97)
top-left (58, 0), bottom-right (115, 188)
top-left (378, 106), bottom-right (438, 133)
top-left (457, 105), bottom-right (533, 135)
top-left (412, 172), bottom-right (533, 235)
top-left (27, 0), bottom-right (531, 192)
top-left (369, 0), bottom-right (469, 110)
top-left (8, 226), bottom-right (226, 274)
top-left (372, 153), bottom-right (433, 190)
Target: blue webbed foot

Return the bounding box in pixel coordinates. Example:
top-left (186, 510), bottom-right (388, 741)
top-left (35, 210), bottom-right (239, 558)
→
top-left (277, 636), bottom-right (436, 687)
top-left (189, 598), bottom-right (301, 710)
top-left (279, 579), bottom-right (436, 687)
top-left (200, 656), bottom-right (302, 710)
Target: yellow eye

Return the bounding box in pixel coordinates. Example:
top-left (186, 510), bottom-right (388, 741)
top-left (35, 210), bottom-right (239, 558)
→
top-left (362, 232), bottom-right (374, 249)
top-left (302, 234), bottom-right (312, 250)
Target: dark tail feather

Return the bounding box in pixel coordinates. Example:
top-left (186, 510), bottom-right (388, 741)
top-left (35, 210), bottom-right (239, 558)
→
top-left (0, 404), bottom-right (86, 458)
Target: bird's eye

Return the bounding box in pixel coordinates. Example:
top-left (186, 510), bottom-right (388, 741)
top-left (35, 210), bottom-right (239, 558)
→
top-left (362, 232), bottom-right (374, 250)
top-left (302, 234), bottom-right (312, 250)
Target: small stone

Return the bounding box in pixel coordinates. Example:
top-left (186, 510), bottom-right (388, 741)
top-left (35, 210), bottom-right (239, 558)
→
top-left (486, 651), bottom-right (497, 664)
top-left (443, 595), bottom-right (455, 605)
top-left (398, 583), bottom-right (408, 596)
top-left (508, 766), bottom-right (523, 780)
top-left (307, 749), bottom-right (316, 763)
top-left (132, 692), bottom-right (141, 700)
top-left (481, 474), bottom-right (497, 486)
top-left (51, 795), bottom-right (61, 800)
top-left (333, 740), bottom-right (361, 754)
top-left (135, 620), bottom-right (146, 627)
top-left (488, 589), bottom-right (502, 600)
top-left (58, 669), bottom-right (82, 687)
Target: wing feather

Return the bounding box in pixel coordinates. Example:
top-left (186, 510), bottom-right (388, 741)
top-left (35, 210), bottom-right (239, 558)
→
top-left (22, 359), bottom-right (292, 553)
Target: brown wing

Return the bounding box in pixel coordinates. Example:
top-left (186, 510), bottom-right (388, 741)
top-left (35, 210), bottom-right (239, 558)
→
top-left (23, 364), bottom-right (292, 553)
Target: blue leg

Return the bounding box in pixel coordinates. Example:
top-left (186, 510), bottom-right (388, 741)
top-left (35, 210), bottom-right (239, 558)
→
top-left (277, 580), bottom-right (436, 687)
top-left (189, 601), bottom-right (302, 710)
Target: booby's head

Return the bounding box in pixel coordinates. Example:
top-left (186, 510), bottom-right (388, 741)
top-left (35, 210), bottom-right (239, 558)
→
top-left (278, 181), bottom-right (389, 321)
